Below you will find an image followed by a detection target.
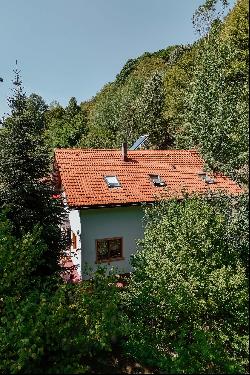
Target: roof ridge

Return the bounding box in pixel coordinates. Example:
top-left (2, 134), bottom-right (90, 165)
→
top-left (54, 148), bottom-right (199, 153)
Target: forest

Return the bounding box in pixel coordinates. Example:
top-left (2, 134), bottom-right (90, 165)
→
top-left (0, 0), bottom-right (249, 373)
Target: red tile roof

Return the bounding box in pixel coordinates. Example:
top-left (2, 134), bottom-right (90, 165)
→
top-left (54, 148), bottom-right (243, 208)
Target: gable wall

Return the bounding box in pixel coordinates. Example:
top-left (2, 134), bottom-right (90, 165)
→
top-left (68, 209), bottom-right (81, 274)
top-left (80, 206), bottom-right (144, 278)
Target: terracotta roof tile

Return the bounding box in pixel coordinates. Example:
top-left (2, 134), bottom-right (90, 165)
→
top-left (54, 148), bottom-right (243, 208)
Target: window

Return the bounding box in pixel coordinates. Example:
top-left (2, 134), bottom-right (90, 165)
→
top-left (72, 232), bottom-right (77, 249)
top-left (104, 175), bottom-right (121, 188)
top-left (197, 171), bottom-right (215, 184)
top-left (149, 174), bottom-right (166, 187)
top-left (96, 237), bottom-right (123, 263)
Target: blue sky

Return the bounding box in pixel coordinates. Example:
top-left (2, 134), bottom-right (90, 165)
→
top-left (0, 0), bottom-right (235, 117)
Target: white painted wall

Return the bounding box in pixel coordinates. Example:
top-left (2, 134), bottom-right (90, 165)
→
top-left (68, 209), bottom-right (81, 275)
top-left (80, 206), bottom-right (144, 279)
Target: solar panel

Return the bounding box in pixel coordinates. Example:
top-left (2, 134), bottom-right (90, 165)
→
top-left (129, 134), bottom-right (149, 150)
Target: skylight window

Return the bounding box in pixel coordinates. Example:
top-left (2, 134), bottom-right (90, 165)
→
top-left (204, 175), bottom-right (215, 184)
top-left (149, 174), bottom-right (166, 187)
top-left (104, 176), bottom-right (121, 188)
top-left (197, 171), bottom-right (215, 184)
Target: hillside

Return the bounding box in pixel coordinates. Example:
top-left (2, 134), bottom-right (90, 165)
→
top-left (45, 0), bottom-right (248, 184)
top-left (0, 1), bottom-right (249, 373)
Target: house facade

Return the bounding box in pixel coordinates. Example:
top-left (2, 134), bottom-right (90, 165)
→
top-left (54, 146), bottom-right (242, 280)
top-left (68, 206), bottom-right (144, 278)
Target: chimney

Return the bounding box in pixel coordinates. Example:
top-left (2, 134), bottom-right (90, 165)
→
top-left (121, 142), bottom-right (128, 161)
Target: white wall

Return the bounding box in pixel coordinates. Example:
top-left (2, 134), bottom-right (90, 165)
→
top-left (68, 209), bottom-right (81, 275)
top-left (80, 206), bottom-right (144, 279)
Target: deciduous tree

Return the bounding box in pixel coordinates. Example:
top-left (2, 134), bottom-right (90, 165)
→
top-left (123, 193), bottom-right (249, 373)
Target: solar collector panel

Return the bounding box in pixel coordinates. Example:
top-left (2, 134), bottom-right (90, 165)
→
top-left (129, 135), bottom-right (149, 150)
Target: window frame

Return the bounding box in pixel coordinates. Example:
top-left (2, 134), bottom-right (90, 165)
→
top-left (104, 175), bottom-right (121, 188)
top-left (95, 237), bottom-right (124, 264)
top-left (72, 231), bottom-right (77, 250)
top-left (149, 174), bottom-right (166, 187)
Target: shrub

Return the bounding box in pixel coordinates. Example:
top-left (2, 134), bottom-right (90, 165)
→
top-left (122, 192), bottom-right (249, 373)
top-left (0, 268), bottom-right (122, 374)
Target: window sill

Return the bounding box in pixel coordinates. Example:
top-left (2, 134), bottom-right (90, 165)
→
top-left (95, 257), bottom-right (125, 264)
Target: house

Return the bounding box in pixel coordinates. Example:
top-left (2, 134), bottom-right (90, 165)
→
top-left (54, 145), bottom-right (242, 280)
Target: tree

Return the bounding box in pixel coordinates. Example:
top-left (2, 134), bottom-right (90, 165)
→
top-left (176, 0), bottom-right (249, 184)
top-left (136, 71), bottom-right (171, 148)
top-left (192, 0), bottom-right (230, 37)
top-left (122, 193), bottom-right (249, 374)
top-left (0, 212), bottom-right (123, 374)
top-left (0, 77), bottom-right (123, 370)
top-left (0, 210), bottom-right (48, 297)
top-left (0, 209), bottom-right (124, 374)
top-left (45, 97), bottom-right (87, 149)
top-left (0, 70), bottom-right (65, 276)
top-left (82, 69), bottom-right (169, 149)
top-left (162, 44), bottom-right (198, 143)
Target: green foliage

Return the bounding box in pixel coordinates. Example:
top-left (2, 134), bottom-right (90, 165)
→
top-left (192, 0), bottom-right (230, 36)
top-left (38, 1), bottom-right (248, 189)
top-left (221, 0), bottom-right (249, 77)
top-left (45, 97), bottom-right (87, 149)
top-left (135, 71), bottom-right (170, 148)
top-left (0, 211), bottom-right (49, 297)
top-left (79, 0), bottom-right (248, 186)
top-left (122, 193), bottom-right (249, 373)
top-left (82, 67), bottom-right (169, 149)
top-left (115, 58), bottom-right (139, 84)
top-left (162, 44), bottom-right (198, 143)
top-left (0, 269), bottom-right (122, 374)
top-left (0, 71), bottom-right (65, 276)
top-left (81, 82), bottom-right (125, 148)
top-left (0, 213), bottom-right (122, 375)
top-left (176, 3), bottom-right (249, 184)
top-left (0, 207), bottom-right (122, 374)
top-left (127, 55), bottom-right (166, 82)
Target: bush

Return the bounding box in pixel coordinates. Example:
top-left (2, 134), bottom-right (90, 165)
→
top-left (0, 211), bottom-right (50, 298)
top-left (0, 212), bottom-right (122, 374)
top-left (0, 268), bottom-right (122, 374)
top-left (122, 192), bottom-right (249, 373)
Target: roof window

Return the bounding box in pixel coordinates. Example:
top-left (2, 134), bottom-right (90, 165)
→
top-left (149, 174), bottom-right (166, 187)
top-left (204, 176), bottom-right (215, 184)
top-left (104, 176), bottom-right (121, 188)
top-left (197, 171), bottom-right (215, 184)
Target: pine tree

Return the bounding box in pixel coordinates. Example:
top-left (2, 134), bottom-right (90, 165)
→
top-left (0, 70), bottom-right (66, 276)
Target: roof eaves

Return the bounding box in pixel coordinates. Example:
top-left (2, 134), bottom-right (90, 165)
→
top-left (67, 201), bottom-right (154, 210)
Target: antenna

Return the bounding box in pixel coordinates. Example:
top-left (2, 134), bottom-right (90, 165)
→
top-left (129, 134), bottom-right (149, 150)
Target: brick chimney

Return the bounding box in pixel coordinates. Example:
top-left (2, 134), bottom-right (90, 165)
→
top-left (121, 142), bottom-right (128, 162)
